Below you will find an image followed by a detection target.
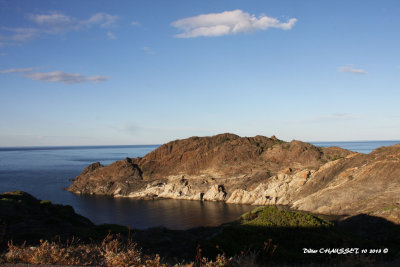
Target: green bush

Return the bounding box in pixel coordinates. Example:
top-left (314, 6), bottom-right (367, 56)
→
top-left (39, 200), bottom-right (52, 205)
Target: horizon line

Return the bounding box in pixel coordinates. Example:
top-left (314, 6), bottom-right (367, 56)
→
top-left (1, 139), bottom-right (399, 149)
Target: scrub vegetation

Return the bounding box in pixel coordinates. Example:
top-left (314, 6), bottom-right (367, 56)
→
top-left (1, 191), bottom-right (399, 266)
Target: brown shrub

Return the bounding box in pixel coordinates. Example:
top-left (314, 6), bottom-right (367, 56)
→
top-left (3, 234), bottom-right (261, 266)
top-left (5, 234), bottom-right (165, 266)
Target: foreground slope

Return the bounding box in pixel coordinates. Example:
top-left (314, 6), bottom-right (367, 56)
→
top-left (67, 133), bottom-right (400, 223)
top-left (0, 191), bottom-right (94, 243)
top-left (3, 192), bottom-right (398, 265)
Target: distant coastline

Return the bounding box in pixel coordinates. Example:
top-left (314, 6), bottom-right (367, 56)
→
top-left (1, 140), bottom-right (399, 154)
top-left (0, 144), bottom-right (160, 151)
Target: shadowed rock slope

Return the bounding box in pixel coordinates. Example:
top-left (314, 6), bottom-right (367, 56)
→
top-left (0, 191), bottom-right (94, 245)
top-left (67, 133), bottom-right (400, 223)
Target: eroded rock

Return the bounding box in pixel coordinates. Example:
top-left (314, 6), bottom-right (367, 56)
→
top-left (67, 134), bottom-right (400, 223)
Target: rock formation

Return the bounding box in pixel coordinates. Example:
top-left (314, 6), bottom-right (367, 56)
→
top-left (67, 133), bottom-right (400, 223)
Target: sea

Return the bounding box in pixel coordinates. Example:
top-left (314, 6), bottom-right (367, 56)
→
top-left (0, 140), bottom-right (398, 230)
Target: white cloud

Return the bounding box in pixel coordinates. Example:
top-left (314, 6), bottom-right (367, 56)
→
top-left (131, 21), bottom-right (140, 26)
top-left (28, 13), bottom-right (77, 33)
top-left (339, 65), bottom-right (367, 74)
top-left (0, 12), bottom-right (119, 44)
top-left (29, 12), bottom-right (119, 31)
top-left (171, 9), bottom-right (297, 38)
top-left (24, 71), bottom-right (108, 84)
top-left (0, 67), bottom-right (33, 73)
top-left (85, 13), bottom-right (119, 28)
top-left (0, 68), bottom-right (108, 84)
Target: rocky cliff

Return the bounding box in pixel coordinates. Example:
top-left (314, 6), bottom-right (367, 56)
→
top-left (67, 133), bottom-right (400, 223)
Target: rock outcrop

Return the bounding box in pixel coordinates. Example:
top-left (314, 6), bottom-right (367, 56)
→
top-left (68, 158), bottom-right (144, 195)
top-left (67, 133), bottom-right (400, 223)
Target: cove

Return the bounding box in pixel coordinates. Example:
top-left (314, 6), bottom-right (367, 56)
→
top-left (71, 194), bottom-right (255, 230)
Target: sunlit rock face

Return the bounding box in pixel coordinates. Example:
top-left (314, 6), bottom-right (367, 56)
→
top-left (67, 133), bottom-right (400, 223)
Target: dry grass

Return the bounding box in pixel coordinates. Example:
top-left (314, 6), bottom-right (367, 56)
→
top-left (2, 234), bottom-right (253, 267)
top-left (3, 234), bottom-right (383, 266)
top-left (5, 234), bottom-right (165, 266)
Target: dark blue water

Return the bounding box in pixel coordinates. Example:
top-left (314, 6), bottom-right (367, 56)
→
top-left (0, 145), bottom-right (255, 229)
top-left (0, 141), bottom-right (398, 229)
top-left (0, 145), bottom-right (158, 205)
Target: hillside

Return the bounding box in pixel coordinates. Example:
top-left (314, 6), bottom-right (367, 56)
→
top-left (67, 133), bottom-right (400, 223)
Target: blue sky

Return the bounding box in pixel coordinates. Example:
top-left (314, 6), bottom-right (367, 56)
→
top-left (1, 0), bottom-right (399, 146)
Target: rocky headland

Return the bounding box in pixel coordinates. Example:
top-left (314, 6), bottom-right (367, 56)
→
top-left (67, 133), bottom-right (400, 223)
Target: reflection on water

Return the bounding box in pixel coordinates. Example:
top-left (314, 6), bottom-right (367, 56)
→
top-left (72, 194), bottom-right (255, 230)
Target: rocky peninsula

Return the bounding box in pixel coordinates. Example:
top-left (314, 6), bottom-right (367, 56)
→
top-left (67, 133), bottom-right (400, 224)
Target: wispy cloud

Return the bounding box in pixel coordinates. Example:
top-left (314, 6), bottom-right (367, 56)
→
top-left (29, 12), bottom-right (119, 32)
top-left (339, 65), bottom-right (367, 74)
top-left (172, 9), bottom-right (297, 38)
top-left (25, 71), bottom-right (108, 84)
top-left (141, 46), bottom-right (155, 55)
top-left (0, 68), bottom-right (108, 84)
top-left (0, 67), bottom-right (33, 74)
top-left (107, 31), bottom-right (116, 39)
top-left (331, 113), bottom-right (356, 118)
top-left (84, 13), bottom-right (119, 28)
top-left (28, 13), bottom-right (78, 33)
top-left (0, 27), bottom-right (39, 42)
top-left (131, 21), bottom-right (140, 26)
top-left (0, 12), bottom-right (119, 44)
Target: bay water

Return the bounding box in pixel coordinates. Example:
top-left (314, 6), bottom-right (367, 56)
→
top-left (0, 140), bottom-right (398, 229)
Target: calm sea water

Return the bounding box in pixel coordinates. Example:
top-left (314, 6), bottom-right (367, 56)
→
top-left (311, 140), bottom-right (399, 154)
top-left (0, 140), bottom-right (398, 229)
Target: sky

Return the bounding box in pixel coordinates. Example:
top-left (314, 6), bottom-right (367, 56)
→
top-left (0, 0), bottom-right (399, 146)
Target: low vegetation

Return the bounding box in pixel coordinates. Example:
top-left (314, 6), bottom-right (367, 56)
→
top-left (1, 192), bottom-right (398, 266)
top-left (241, 206), bottom-right (333, 228)
top-left (201, 206), bottom-right (394, 265)
top-left (2, 233), bottom-right (261, 266)
top-left (5, 234), bottom-right (152, 266)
